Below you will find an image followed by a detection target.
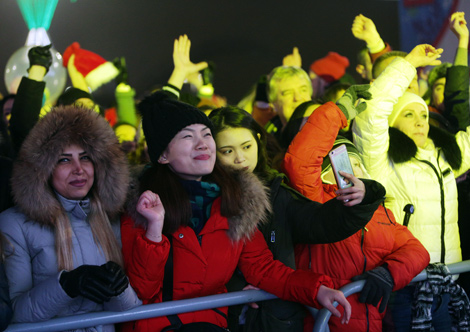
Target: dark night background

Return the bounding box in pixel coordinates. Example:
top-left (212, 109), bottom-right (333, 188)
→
top-left (0, 0), bottom-right (400, 106)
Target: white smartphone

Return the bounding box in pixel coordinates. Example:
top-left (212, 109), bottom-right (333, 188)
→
top-left (329, 144), bottom-right (354, 189)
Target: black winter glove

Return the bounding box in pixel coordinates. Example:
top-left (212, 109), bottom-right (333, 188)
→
top-left (59, 261), bottom-right (129, 304)
top-left (112, 56), bottom-right (128, 85)
top-left (28, 44), bottom-right (53, 74)
top-left (336, 84), bottom-right (372, 120)
top-left (352, 265), bottom-right (394, 313)
top-left (255, 75), bottom-right (269, 103)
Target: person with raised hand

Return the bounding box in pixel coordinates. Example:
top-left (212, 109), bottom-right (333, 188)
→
top-left (352, 43), bottom-right (470, 330)
top-left (351, 14), bottom-right (391, 64)
top-left (8, 44), bottom-right (52, 154)
top-left (425, 11), bottom-right (469, 133)
top-left (281, 84), bottom-right (429, 332)
top-left (209, 101), bottom-right (386, 331)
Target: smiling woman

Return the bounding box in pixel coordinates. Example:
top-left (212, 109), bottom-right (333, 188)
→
top-left (158, 124), bottom-right (216, 181)
top-left (51, 144), bottom-right (95, 200)
top-left (0, 106), bottom-right (141, 331)
top-left (118, 85), bottom-right (365, 332)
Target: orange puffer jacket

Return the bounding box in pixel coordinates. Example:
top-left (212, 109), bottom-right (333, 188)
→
top-left (282, 102), bottom-right (430, 332)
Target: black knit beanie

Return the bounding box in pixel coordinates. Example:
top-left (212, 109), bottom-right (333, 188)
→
top-left (138, 92), bottom-right (213, 164)
top-left (56, 87), bottom-right (94, 106)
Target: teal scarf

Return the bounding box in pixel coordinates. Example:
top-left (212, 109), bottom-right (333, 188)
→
top-left (180, 180), bottom-right (220, 235)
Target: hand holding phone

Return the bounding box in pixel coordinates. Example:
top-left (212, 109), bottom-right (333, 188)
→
top-left (329, 144), bottom-right (354, 189)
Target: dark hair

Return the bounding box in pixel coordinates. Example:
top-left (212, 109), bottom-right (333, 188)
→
top-left (209, 106), bottom-right (277, 182)
top-left (139, 161), bottom-right (243, 235)
top-left (316, 82), bottom-right (351, 104)
top-left (278, 101), bottom-right (316, 149)
top-left (372, 51), bottom-right (408, 79)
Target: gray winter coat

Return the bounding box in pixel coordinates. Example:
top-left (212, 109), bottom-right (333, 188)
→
top-left (0, 106), bottom-right (141, 331)
top-left (0, 194), bottom-right (141, 331)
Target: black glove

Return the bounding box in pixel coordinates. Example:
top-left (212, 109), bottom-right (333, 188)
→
top-left (352, 265), bottom-right (394, 313)
top-left (201, 61), bottom-right (215, 86)
top-left (112, 56), bottom-right (128, 85)
top-left (255, 75), bottom-right (269, 103)
top-left (336, 84), bottom-right (372, 120)
top-left (59, 261), bottom-right (129, 304)
top-left (28, 44), bottom-right (53, 74)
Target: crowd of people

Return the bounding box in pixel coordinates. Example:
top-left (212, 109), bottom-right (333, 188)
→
top-left (0, 11), bottom-right (469, 332)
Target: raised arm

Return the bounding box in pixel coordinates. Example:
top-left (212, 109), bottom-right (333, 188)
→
top-left (9, 45), bottom-right (51, 153)
top-left (282, 47), bottom-right (302, 68)
top-left (282, 85), bottom-right (370, 201)
top-left (352, 44), bottom-right (442, 177)
top-left (167, 34), bottom-right (208, 90)
top-left (351, 14), bottom-right (391, 62)
top-left (443, 12), bottom-right (470, 131)
top-left (121, 191), bottom-right (169, 303)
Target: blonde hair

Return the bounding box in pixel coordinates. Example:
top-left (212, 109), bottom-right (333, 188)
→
top-left (55, 194), bottom-right (123, 271)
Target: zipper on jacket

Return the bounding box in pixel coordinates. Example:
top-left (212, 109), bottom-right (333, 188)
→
top-left (416, 155), bottom-right (446, 263)
top-left (270, 230), bottom-right (275, 243)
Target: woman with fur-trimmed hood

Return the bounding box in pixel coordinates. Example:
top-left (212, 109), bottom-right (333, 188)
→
top-left (120, 90), bottom-right (353, 332)
top-left (352, 44), bottom-right (470, 329)
top-left (0, 106), bottom-right (141, 331)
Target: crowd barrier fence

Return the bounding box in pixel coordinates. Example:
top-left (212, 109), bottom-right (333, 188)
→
top-left (5, 260), bottom-right (470, 332)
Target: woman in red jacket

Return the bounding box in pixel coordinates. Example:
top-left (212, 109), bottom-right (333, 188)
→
top-left (120, 89), bottom-right (352, 332)
top-left (281, 96), bottom-right (430, 332)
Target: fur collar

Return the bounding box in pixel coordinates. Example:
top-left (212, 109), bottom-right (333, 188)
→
top-left (226, 170), bottom-right (271, 242)
top-left (127, 169), bottom-right (271, 242)
top-left (12, 106), bottom-right (130, 227)
top-left (388, 125), bottom-right (462, 170)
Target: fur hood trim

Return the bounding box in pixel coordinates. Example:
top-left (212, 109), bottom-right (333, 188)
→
top-left (388, 125), bottom-right (462, 170)
top-left (226, 170), bottom-right (271, 242)
top-left (12, 106), bottom-right (129, 226)
top-left (127, 169), bottom-right (271, 242)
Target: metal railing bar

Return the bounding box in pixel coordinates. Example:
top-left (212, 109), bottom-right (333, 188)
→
top-left (5, 260), bottom-right (470, 332)
top-left (312, 260), bottom-right (470, 332)
top-left (5, 290), bottom-right (277, 332)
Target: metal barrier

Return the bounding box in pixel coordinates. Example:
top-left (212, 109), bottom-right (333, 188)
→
top-left (5, 260), bottom-right (470, 332)
top-left (5, 290), bottom-right (277, 332)
top-left (312, 260), bottom-right (470, 332)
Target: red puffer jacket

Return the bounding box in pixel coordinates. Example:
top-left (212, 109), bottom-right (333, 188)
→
top-left (121, 197), bottom-right (334, 332)
top-left (282, 102), bottom-right (430, 332)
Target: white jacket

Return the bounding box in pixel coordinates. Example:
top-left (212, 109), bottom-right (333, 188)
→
top-left (353, 57), bottom-right (470, 265)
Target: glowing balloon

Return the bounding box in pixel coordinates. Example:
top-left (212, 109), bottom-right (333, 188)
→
top-left (4, 45), bottom-right (66, 104)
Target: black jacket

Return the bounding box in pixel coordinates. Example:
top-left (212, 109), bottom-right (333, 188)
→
top-left (227, 172), bottom-right (385, 332)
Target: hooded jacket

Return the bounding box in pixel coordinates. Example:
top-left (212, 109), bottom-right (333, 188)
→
top-left (121, 170), bottom-right (335, 332)
top-left (0, 106), bottom-right (140, 331)
top-left (282, 101), bottom-right (429, 332)
top-left (353, 57), bottom-right (470, 265)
